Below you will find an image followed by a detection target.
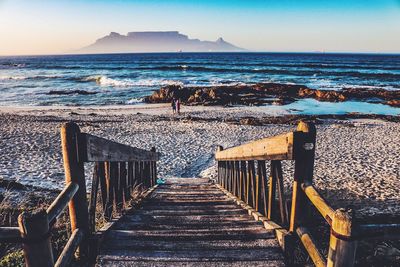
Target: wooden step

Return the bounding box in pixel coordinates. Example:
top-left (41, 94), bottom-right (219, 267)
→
top-left (97, 259), bottom-right (285, 267)
top-left (132, 208), bottom-right (246, 216)
top-left (105, 228), bottom-right (275, 241)
top-left (103, 239), bottom-right (280, 250)
top-left (96, 178), bottom-right (285, 266)
top-left (97, 248), bottom-right (284, 262)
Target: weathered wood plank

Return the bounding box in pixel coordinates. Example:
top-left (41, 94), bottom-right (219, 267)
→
top-left (113, 221), bottom-right (264, 230)
top-left (97, 248), bottom-right (284, 261)
top-left (296, 226), bottom-right (326, 267)
top-left (215, 132), bottom-right (295, 161)
top-left (97, 260), bottom-right (285, 267)
top-left (54, 228), bottom-right (84, 267)
top-left (103, 239), bottom-right (280, 250)
top-left (89, 163), bottom-right (100, 233)
top-left (120, 214), bottom-right (260, 223)
top-left (82, 133), bottom-right (159, 162)
top-left (96, 178), bottom-right (285, 266)
top-left (132, 209), bottom-right (247, 216)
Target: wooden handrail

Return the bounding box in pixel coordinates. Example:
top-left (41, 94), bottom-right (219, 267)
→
top-left (215, 121), bottom-right (316, 264)
top-left (214, 121), bottom-right (373, 267)
top-left (215, 132), bottom-right (296, 161)
top-left (47, 183), bottom-right (79, 224)
top-left (82, 133), bottom-right (160, 162)
top-left (0, 122), bottom-right (159, 267)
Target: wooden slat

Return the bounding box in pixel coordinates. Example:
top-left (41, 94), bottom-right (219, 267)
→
top-left (89, 163), bottom-right (100, 233)
top-left (248, 161), bottom-right (256, 207)
top-left (267, 162), bottom-right (277, 220)
top-left (104, 162), bottom-right (114, 220)
top-left (296, 226), bottom-right (326, 267)
top-left (54, 228), bottom-right (84, 267)
top-left (111, 162), bottom-right (122, 213)
top-left (99, 162), bottom-right (107, 212)
top-left (82, 133), bottom-right (159, 162)
top-left (241, 161), bottom-right (247, 202)
top-left (258, 160), bottom-right (268, 217)
top-left (274, 161), bottom-right (288, 226)
top-left (215, 132), bottom-right (295, 161)
top-left (127, 162), bottom-right (133, 193)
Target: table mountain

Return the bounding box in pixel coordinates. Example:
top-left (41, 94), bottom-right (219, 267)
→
top-left (78, 31), bottom-right (245, 53)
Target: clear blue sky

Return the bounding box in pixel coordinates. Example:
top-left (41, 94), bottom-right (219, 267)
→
top-left (0, 0), bottom-right (399, 55)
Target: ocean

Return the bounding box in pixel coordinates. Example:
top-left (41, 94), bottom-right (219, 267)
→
top-left (0, 52), bottom-right (399, 114)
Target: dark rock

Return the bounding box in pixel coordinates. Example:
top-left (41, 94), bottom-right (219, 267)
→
top-left (48, 90), bottom-right (97, 95)
top-left (239, 117), bottom-right (262, 126)
top-left (144, 83), bottom-right (400, 108)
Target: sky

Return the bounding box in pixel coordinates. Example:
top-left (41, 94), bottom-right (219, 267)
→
top-left (0, 0), bottom-right (400, 55)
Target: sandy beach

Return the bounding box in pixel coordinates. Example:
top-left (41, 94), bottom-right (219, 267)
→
top-left (0, 104), bottom-right (399, 218)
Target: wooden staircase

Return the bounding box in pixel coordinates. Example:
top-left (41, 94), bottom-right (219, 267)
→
top-left (96, 178), bottom-right (286, 266)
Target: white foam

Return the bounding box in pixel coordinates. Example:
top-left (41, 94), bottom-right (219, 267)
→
top-left (126, 98), bottom-right (144, 104)
top-left (0, 76), bottom-right (26, 80)
top-left (83, 75), bottom-right (184, 87)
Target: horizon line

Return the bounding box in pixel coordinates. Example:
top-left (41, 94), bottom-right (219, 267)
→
top-left (1, 51), bottom-right (400, 57)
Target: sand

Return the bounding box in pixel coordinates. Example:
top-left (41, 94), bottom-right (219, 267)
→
top-left (0, 104), bottom-right (399, 217)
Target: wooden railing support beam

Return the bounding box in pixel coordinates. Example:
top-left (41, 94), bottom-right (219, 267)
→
top-left (289, 121), bottom-right (316, 232)
top-left (61, 122), bottom-right (89, 260)
top-left (328, 208), bottom-right (357, 267)
top-left (18, 210), bottom-right (54, 267)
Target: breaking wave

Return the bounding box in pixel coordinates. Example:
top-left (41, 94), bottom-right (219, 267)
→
top-left (77, 75), bottom-right (184, 87)
top-left (0, 75), bottom-right (27, 80)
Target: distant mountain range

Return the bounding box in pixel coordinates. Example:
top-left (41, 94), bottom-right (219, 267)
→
top-left (78, 31), bottom-right (245, 53)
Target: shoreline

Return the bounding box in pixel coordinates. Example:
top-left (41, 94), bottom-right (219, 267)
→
top-left (0, 103), bottom-right (399, 118)
top-left (0, 105), bottom-right (399, 218)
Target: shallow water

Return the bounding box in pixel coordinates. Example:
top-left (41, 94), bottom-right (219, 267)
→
top-left (0, 52), bottom-right (399, 114)
top-left (279, 99), bottom-right (400, 115)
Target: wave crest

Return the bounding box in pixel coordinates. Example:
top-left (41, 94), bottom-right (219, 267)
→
top-left (0, 75), bottom-right (27, 80)
top-left (80, 75), bottom-right (184, 87)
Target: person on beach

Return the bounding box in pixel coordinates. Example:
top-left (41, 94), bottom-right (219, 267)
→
top-left (176, 98), bottom-right (181, 114)
top-left (171, 98), bottom-right (176, 114)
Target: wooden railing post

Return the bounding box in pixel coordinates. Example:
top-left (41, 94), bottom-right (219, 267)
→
top-left (18, 210), bottom-right (54, 267)
top-left (61, 122), bottom-right (89, 259)
top-left (216, 146), bottom-right (223, 185)
top-left (328, 209), bottom-right (357, 267)
top-left (104, 162), bottom-right (113, 220)
top-left (241, 161), bottom-right (247, 202)
top-left (289, 121), bottom-right (316, 232)
top-left (150, 147), bottom-right (156, 186)
top-left (267, 162), bottom-right (277, 220)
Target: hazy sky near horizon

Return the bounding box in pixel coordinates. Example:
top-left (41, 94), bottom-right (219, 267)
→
top-left (1, 0), bottom-right (400, 55)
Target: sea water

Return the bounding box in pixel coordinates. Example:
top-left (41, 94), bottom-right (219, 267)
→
top-left (0, 52), bottom-right (399, 114)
